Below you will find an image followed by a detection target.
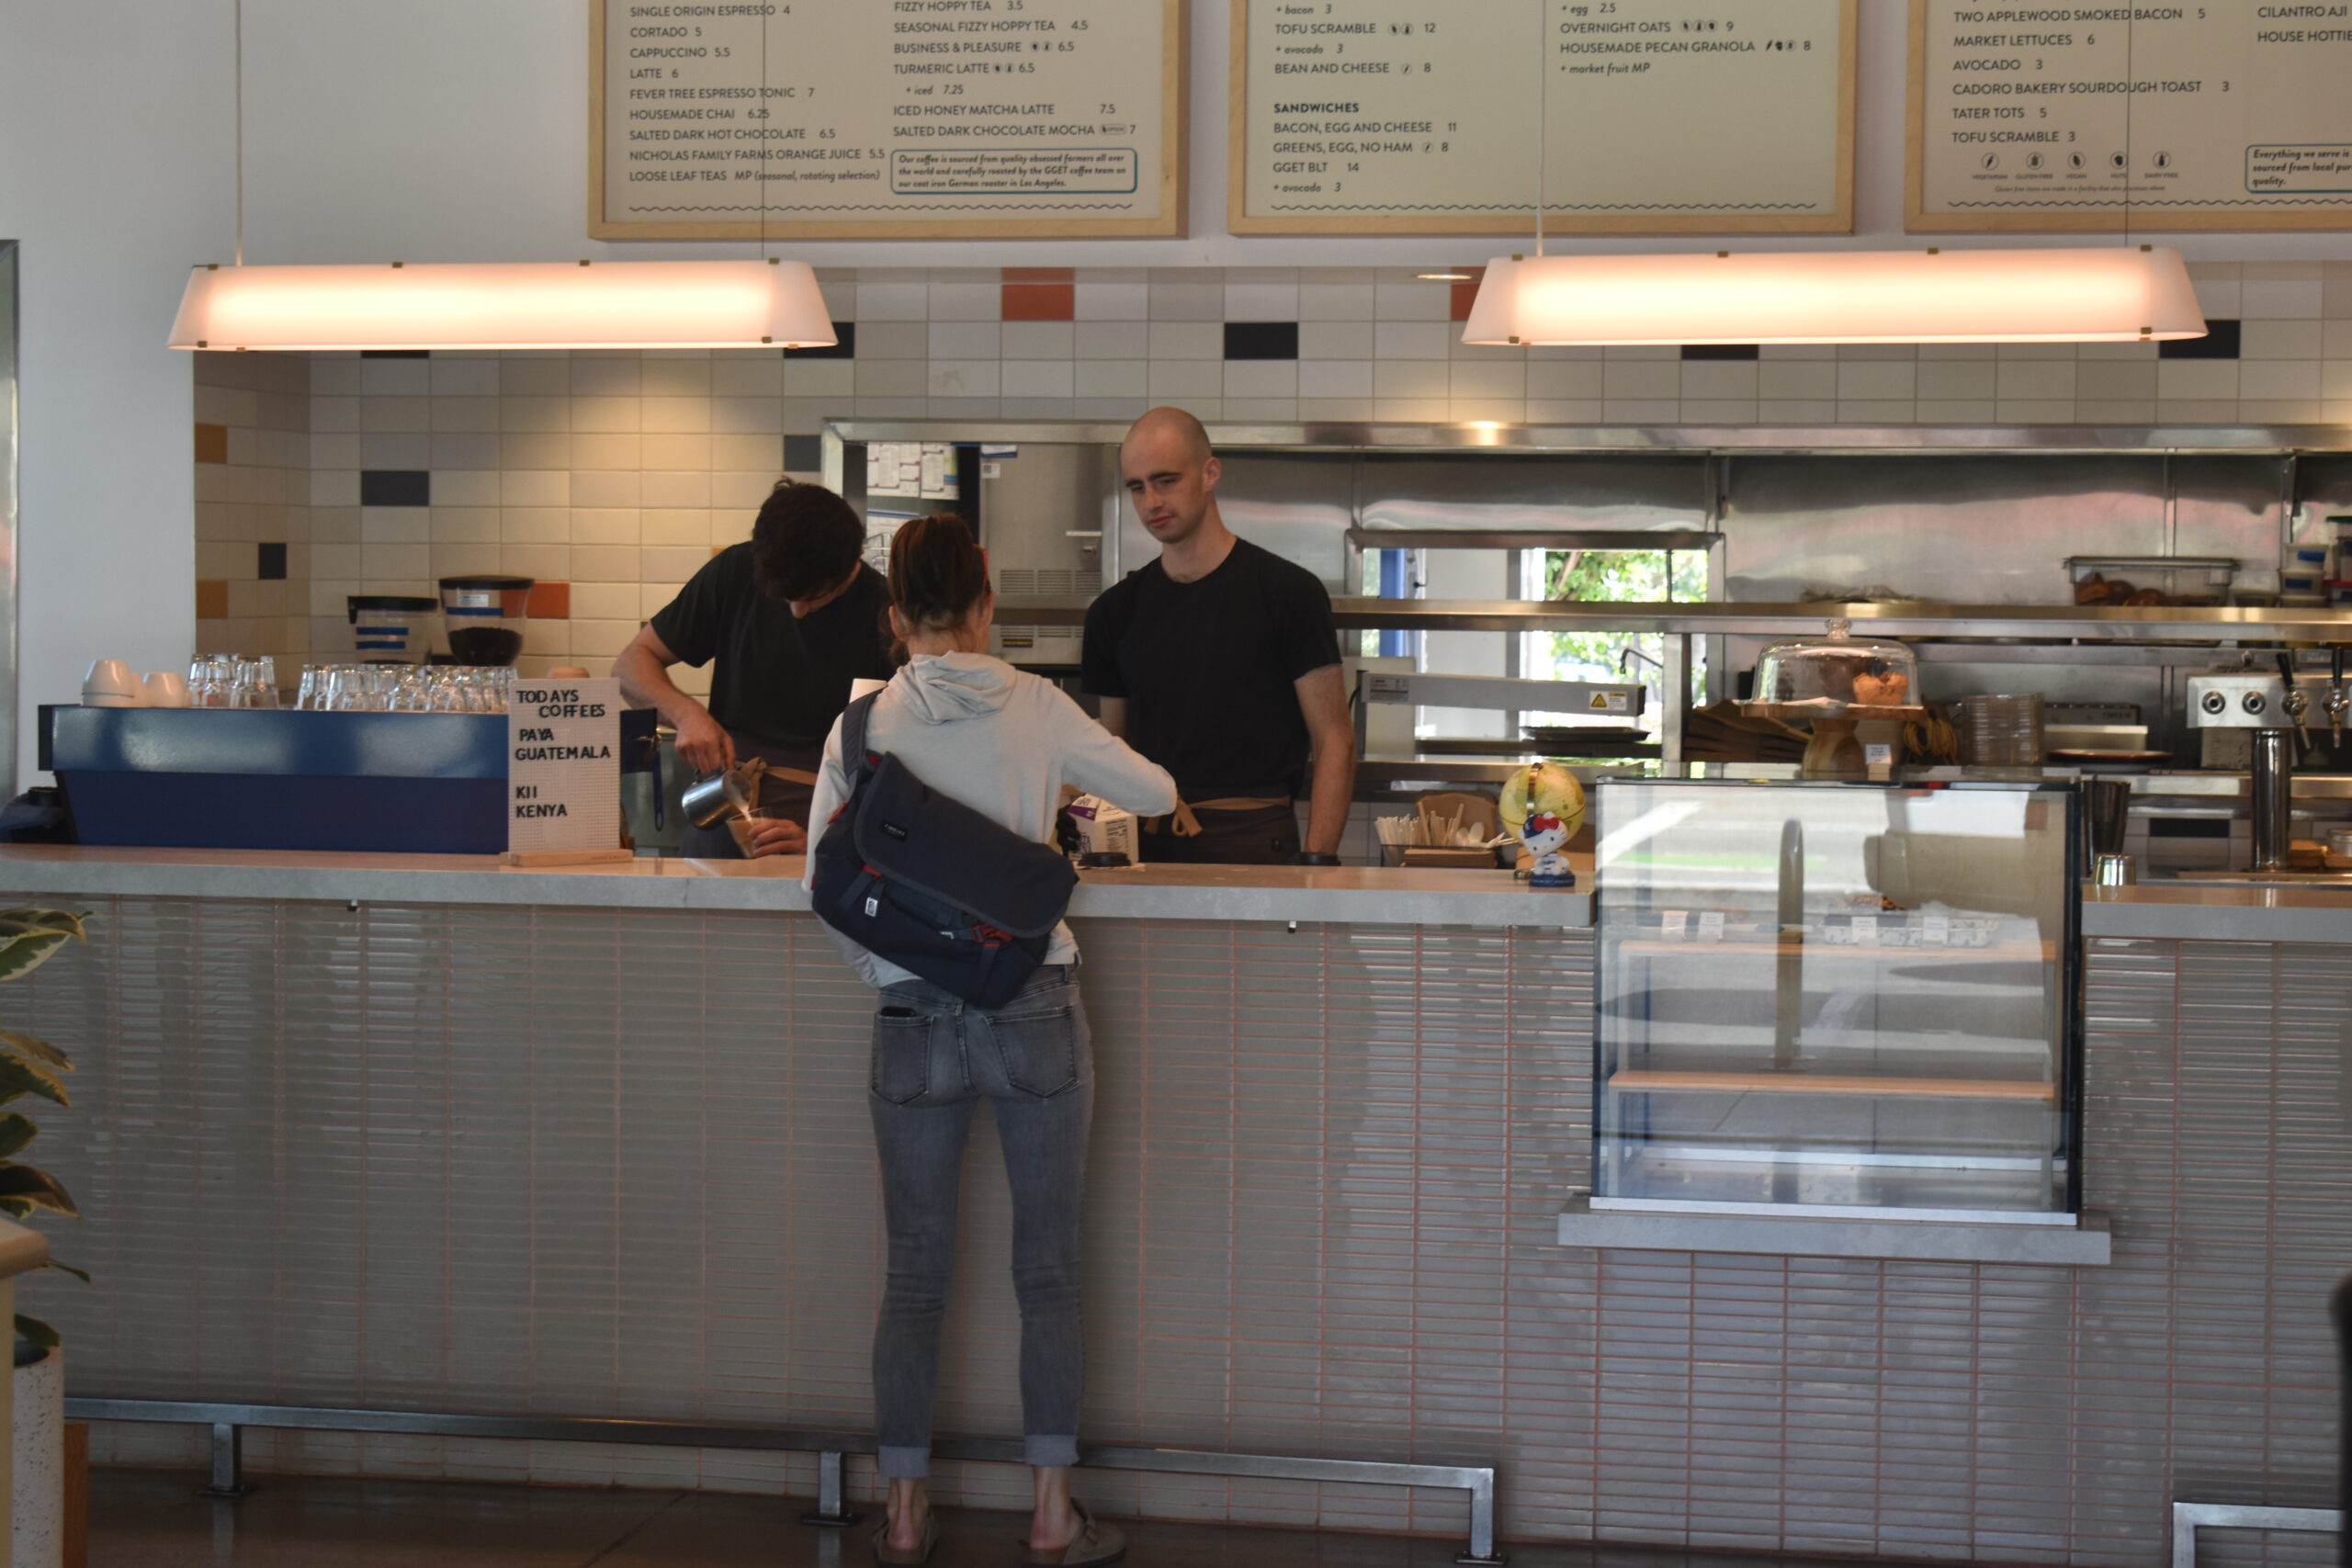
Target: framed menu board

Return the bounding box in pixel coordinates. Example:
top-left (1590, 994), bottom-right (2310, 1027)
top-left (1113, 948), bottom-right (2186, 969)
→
top-left (591, 0), bottom-right (1186, 239)
top-left (1909, 0), bottom-right (2352, 231)
top-left (1227, 0), bottom-right (1855, 236)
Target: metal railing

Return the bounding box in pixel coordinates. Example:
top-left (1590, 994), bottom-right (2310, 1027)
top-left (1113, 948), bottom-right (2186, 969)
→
top-left (68, 1398), bottom-right (1505, 1565)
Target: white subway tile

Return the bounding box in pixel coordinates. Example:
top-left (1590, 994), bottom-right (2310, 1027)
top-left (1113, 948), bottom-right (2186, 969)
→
top-left (1374, 321), bottom-right (1452, 360)
top-left (362, 434), bottom-right (432, 468)
top-left (781, 359), bottom-right (855, 398)
top-left (1075, 321), bottom-right (1149, 359)
top-left (430, 398), bottom-right (500, 433)
top-left (1299, 283), bottom-right (1375, 321)
top-left (926, 282), bottom-right (1000, 321)
top-left (500, 359), bottom-right (569, 396)
top-left (435, 508), bottom-right (503, 545)
top-left (1223, 361), bottom-right (1298, 399)
top-left (1299, 321), bottom-right (1374, 359)
top-left (1603, 399), bottom-right (1679, 422)
top-left (311, 470), bottom-right (360, 507)
top-left (1994, 399), bottom-right (2075, 422)
top-left (571, 583), bottom-right (641, 622)
top-left (929, 321), bottom-right (1001, 360)
top-left (1373, 279), bottom-right (1450, 321)
top-left (2239, 362), bottom-right (2323, 402)
top-left (643, 398), bottom-right (714, 434)
top-left (359, 360), bottom-right (431, 396)
top-left (1372, 360), bottom-right (1449, 399)
top-left (1075, 282), bottom-right (1148, 320)
top-left (501, 469), bottom-right (570, 507)
top-left (642, 510), bottom-right (712, 546)
top-left (712, 359), bottom-right (786, 398)
top-left (1526, 360), bottom-right (1603, 400)
top-left (856, 283), bottom-right (929, 321)
top-left (640, 434), bottom-right (710, 468)
top-left (568, 509), bottom-right (641, 546)
top-left (568, 546), bottom-right (638, 583)
top-left (1001, 321), bottom-right (1075, 358)
top-left (1448, 360), bottom-right (1524, 400)
top-left (1149, 282), bottom-right (1224, 321)
top-left (2238, 319), bottom-right (2321, 360)
top-left (855, 361), bottom-right (927, 398)
top-left (2156, 360), bottom-right (2239, 400)
top-left (1147, 361), bottom-right (1224, 399)
top-left (311, 360), bottom-right (362, 396)
top-left (1996, 360), bottom-right (2075, 400)
top-left (1838, 362), bottom-right (1917, 401)
top-left (2244, 277), bottom-right (2323, 319)
top-left (1298, 361), bottom-right (1373, 399)
top-left (430, 359), bottom-right (501, 397)
top-left (1226, 282), bottom-right (1299, 321)
top-left (561, 434), bottom-right (633, 470)
top-left (1002, 359), bottom-right (1077, 399)
top-left (1148, 321), bottom-right (1224, 360)
top-left (709, 471), bottom-right (776, 508)
top-left (1602, 361), bottom-right (1679, 400)
top-left (639, 358), bottom-right (713, 396)
top-left (362, 397), bottom-right (431, 434)
top-left (570, 358), bottom-right (641, 396)
top-left (927, 361), bottom-right (1002, 398)
top-left (500, 397), bottom-right (571, 434)
top-left (1679, 399), bottom-right (1759, 423)
top-left (1916, 360), bottom-right (1997, 400)
top-left (1758, 361), bottom-right (1837, 400)
top-left (571, 398), bottom-right (643, 434)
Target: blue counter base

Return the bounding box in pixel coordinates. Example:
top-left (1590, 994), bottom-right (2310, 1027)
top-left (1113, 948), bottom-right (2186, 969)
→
top-left (62, 773), bottom-right (508, 855)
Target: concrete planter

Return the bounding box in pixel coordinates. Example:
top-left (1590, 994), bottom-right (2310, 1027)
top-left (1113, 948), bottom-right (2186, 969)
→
top-left (13, 1345), bottom-right (61, 1568)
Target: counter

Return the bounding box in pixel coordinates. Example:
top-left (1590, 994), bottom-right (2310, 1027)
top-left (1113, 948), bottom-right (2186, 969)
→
top-left (0, 845), bottom-right (2338, 1561)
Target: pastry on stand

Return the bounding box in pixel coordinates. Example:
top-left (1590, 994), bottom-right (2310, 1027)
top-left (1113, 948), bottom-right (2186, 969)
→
top-left (1741, 618), bottom-right (1927, 778)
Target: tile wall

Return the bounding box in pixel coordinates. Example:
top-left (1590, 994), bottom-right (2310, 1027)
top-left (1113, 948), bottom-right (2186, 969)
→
top-left (196, 259), bottom-right (2346, 678)
top-left (191, 353), bottom-right (310, 662)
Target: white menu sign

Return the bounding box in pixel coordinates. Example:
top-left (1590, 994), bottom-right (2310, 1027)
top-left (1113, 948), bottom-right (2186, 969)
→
top-left (593, 0), bottom-right (1185, 239)
top-left (1229, 0), bottom-right (1853, 234)
top-left (507, 679), bottom-right (628, 863)
top-left (1911, 0), bottom-right (2352, 231)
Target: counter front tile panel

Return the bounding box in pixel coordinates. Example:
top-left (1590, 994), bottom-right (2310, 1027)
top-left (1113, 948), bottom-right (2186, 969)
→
top-left (5, 879), bottom-right (2341, 1562)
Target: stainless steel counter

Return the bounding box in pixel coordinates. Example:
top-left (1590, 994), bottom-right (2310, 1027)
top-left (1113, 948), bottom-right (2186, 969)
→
top-left (2082, 879), bottom-right (2352, 942)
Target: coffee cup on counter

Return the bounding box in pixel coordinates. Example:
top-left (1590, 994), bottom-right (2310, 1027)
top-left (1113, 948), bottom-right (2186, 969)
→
top-left (142, 671), bottom-right (192, 708)
top-left (82, 660), bottom-right (146, 708)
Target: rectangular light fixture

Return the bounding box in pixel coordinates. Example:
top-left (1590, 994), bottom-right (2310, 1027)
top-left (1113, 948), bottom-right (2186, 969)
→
top-left (168, 259), bottom-right (837, 352)
top-left (1461, 246), bottom-right (2206, 347)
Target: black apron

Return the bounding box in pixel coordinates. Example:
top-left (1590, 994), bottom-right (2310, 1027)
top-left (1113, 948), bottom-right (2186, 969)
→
top-left (679, 732), bottom-right (824, 860)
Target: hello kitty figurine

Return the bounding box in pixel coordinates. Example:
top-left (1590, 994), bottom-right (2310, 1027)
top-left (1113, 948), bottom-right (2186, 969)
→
top-left (1520, 810), bottom-right (1575, 888)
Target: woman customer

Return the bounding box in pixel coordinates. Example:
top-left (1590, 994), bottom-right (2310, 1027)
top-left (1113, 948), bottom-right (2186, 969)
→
top-left (804, 513), bottom-right (1176, 1567)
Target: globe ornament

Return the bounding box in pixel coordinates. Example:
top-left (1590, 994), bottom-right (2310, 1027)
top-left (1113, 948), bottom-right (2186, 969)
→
top-left (1499, 762), bottom-right (1584, 889)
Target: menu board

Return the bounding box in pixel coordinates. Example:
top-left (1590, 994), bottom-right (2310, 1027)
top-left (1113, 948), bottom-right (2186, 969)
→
top-left (507, 678), bottom-right (629, 865)
top-left (1910, 0), bottom-right (2352, 231)
top-left (591, 0), bottom-right (1186, 239)
top-left (1228, 0), bottom-right (1854, 235)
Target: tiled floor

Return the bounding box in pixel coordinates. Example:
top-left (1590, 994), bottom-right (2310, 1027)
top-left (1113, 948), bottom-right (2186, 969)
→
top-left (85, 1467), bottom-right (1904, 1568)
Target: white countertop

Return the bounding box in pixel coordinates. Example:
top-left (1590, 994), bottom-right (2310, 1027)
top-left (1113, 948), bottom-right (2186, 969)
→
top-left (0, 846), bottom-right (1596, 929)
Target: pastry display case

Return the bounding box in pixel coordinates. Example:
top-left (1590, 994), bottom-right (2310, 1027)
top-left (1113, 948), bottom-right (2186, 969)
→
top-left (1590, 777), bottom-right (2082, 1222)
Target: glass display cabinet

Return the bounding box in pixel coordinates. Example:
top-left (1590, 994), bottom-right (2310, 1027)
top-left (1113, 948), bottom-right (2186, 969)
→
top-left (1591, 777), bottom-right (2082, 1223)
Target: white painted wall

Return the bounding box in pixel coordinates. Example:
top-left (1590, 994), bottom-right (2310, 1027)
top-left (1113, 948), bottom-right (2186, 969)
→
top-left (6, 0), bottom-right (2352, 784)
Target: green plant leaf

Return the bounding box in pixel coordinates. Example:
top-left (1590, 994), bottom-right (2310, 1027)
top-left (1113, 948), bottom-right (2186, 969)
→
top-left (0, 1200), bottom-right (32, 1222)
top-left (0, 1057), bottom-right (68, 1110)
top-left (14, 1314), bottom-right (57, 1350)
top-left (0, 910), bottom-right (88, 987)
top-left (0, 1114), bottom-right (39, 1163)
top-left (0, 1166), bottom-right (76, 1218)
top-left (0, 1032), bottom-right (70, 1074)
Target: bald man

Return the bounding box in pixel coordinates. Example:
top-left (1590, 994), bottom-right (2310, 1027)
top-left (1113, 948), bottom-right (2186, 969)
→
top-left (1080, 408), bottom-right (1357, 865)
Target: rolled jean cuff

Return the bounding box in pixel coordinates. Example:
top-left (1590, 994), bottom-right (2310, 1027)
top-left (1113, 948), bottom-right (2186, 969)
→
top-left (1024, 1434), bottom-right (1080, 1469)
top-left (878, 1445), bottom-right (931, 1480)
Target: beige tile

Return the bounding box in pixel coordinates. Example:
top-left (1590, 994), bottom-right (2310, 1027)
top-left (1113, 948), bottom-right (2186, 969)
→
top-left (521, 618), bottom-right (572, 656)
top-left (571, 398), bottom-right (643, 434)
top-left (2240, 359), bottom-right (2322, 400)
top-left (2075, 360), bottom-right (2156, 400)
top-left (1371, 360), bottom-right (1448, 399)
top-left (570, 434), bottom-right (642, 469)
top-left (1996, 360), bottom-right (2075, 400)
top-left (500, 358), bottom-right (571, 396)
top-left (1148, 361), bottom-right (1225, 399)
top-left (500, 397), bottom-right (571, 434)
top-left (641, 434), bottom-right (712, 468)
top-left (571, 357), bottom-right (642, 395)
top-left (709, 434), bottom-right (783, 472)
top-left (1447, 360), bottom-right (1523, 400)
top-left (430, 542), bottom-right (503, 579)
top-left (571, 582), bottom-right (642, 622)
top-left (361, 543), bottom-right (430, 581)
top-left (642, 509), bottom-right (712, 546)
top-left (502, 469), bottom-right (571, 507)
top-left (571, 545), bottom-right (642, 582)
top-left (431, 507), bottom-right (501, 543)
top-left (567, 619), bottom-right (639, 659)
top-left (1759, 361), bottom-right (1836, 400)
top-left (643, 397), bottom-right (713, 434)
top-left (711, 357), bottom-right (785, 398)
top-left (501, 507), bottom-right (571, 544)
top-left (361, 508), bottom-right (429, 545)
top-left (429, 358), bottom-right (501, 397)
top-left (1837, 361), bottom-right (1917, 400)
top-left (2157, 360), bottom-right (2239, 400)
top-left (642, 545), bottom-right (713, 581)
top-left (570, 470), bottom-right (640, 508)
top-left (570, 508), bottom-right (642, 545)
top-left (639, 471), bottom-right (710, 508)
top-left (1224, 361), bottom-right (1298, 399)
top-left (362, 397), bottom-right (431, 433)
top-left (431, 397), bottom-right (501, 433)
top-left (501, 544), bottom-right (574, 581)
top-left (640, 358), bottom-right (713, 397)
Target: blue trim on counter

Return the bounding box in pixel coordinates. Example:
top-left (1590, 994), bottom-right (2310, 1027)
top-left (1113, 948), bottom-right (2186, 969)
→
top-left (47, 707), bottom-right (506, 779)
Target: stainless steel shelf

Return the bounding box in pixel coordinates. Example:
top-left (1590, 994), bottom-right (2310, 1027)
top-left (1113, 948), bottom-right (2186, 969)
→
top-left (827, 419), bottom-right (2352, 457)
top-left (993, 594), bottom-right (2352, 642)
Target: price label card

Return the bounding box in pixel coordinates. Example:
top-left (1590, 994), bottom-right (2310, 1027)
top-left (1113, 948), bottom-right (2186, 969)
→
top-left (1923, 913), bottom-right (1951, 946)
top-left (1851, 913), bottom-right (1879, 945)
top-left (1696, 909), bottom-right (1726, 942)
top-left (1659, 909), bottom-right (1689, 940)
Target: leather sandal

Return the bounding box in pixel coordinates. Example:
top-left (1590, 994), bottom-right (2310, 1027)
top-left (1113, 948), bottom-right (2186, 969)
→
top-left (872, 1509), bottom-right (938, 1565)
top-left (1024, 1500), bottom-right (1126, 1566)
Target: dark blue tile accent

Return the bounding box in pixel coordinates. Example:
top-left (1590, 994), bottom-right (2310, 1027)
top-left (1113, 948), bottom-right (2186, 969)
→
top-left (257, 543), bottom-right (288, 581)
top-left (360, 470), bottom-right (431, 507)
top-left (2160, 319), bottom-right (2239, 359)
top-left (785, 321), bottom-right (855, 359)
top-left (359, 349), bottom-right (431, 359)
top-left (783, 435), bottom-right (823, 472)
top-left (1224, 321), bottom-right (1299, 361)
top-left (1682, 344), bottom-right (1759, 360)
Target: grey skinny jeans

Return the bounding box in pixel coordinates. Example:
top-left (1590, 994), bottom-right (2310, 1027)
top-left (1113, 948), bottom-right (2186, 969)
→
top-left (867, 966), bottom-right (1092, 1481)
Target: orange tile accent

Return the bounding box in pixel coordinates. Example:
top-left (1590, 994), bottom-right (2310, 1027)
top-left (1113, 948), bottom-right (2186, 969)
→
top-left (1450, 268), bottom-right (1487, 323)
top-left (1002, 282), bottom-right (1076, 321)
top-left (1001, 266), bottom-right (1075, 283)
top-left (194, 423), bottom-right (230, 465)
top-left (526, 581), bottom-right (571, 620)
top-left (195, 580), bottom-right (230, 619)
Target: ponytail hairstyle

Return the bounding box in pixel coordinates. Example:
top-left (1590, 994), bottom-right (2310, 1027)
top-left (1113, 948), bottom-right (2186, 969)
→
top-left (887, 513), bottom-right (990, 634)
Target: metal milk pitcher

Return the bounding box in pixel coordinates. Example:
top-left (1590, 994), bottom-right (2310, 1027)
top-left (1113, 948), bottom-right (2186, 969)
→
top-left (682, 756), bottom-right (770, 830)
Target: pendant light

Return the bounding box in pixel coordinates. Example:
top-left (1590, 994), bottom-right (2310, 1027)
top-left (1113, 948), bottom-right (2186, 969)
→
top-left (169, 3), bottom-right (835, 354)
top-left (1460, 4), bottom-right (2205, 349)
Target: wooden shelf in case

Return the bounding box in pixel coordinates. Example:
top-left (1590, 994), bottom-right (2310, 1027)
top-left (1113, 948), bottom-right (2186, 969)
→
top-left (1609, 1068), bottom-right (2055, 1102)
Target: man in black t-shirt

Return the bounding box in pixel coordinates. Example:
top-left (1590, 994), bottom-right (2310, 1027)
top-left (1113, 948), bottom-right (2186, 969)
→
top-left (1081, 408), bottom-right (1356, 865)
top-left (614, 481), bottom-right (893, 859)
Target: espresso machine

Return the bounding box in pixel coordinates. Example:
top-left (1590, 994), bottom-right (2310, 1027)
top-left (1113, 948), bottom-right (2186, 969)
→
top-left (2183, 650), bottom-right (2352, 876)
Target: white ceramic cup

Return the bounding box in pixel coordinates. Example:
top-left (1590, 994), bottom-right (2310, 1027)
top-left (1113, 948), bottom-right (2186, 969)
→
top-left (82, 660), bottom-right (145, 707)
top-left (143, 671), bottom-right (192, 708)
